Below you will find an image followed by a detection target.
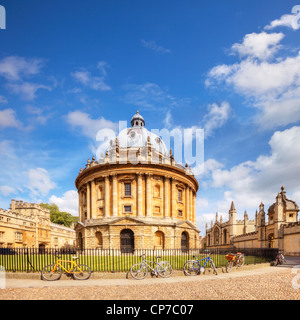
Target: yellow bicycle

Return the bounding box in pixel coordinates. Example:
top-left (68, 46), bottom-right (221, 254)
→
top-left (41, 255), bottom-right (92, 281)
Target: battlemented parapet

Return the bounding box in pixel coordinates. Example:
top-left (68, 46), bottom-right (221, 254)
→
top-left (205, 187), bottom-right (300, 255)
top-left (0, 200), bottom-right (75, 248)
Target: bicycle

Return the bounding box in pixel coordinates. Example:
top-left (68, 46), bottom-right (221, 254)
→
top-left (129, 254), bottom-right (173, 280)
top-left (274, 251), bottom-right (286, 266)
top-left (225, 252), bottom-right (245, 273)
top-left (183, 252), bottom-right (218, 276)
top-left (41, 255), bottom-right (92, 281)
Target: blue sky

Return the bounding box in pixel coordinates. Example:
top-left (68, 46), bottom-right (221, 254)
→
top-left (1, 0), bottom-right (300, 234)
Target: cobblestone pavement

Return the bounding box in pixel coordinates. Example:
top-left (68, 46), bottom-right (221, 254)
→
top-left (0, 265), bottom-right (299, 300)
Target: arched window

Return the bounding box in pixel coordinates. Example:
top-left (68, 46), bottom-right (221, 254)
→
top-left (95, 231), bottom-right (103, 247)
top-left (214, 228), bottom-right (220, 245)
top-left (120, 229), bottom-right (134, 253)
top-left (181, 232), bottom-right (189, 252)
top-left (154, 231), bottom-right (164, 249)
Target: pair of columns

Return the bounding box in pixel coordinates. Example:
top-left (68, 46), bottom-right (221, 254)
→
top-left (79, 175), bottom-right (118, 220)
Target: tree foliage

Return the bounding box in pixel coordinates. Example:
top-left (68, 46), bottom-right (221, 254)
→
top-left (39, 203), bottom-right (78, 228)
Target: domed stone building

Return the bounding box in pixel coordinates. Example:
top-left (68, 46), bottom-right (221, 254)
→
top-left (75, 111), bottom-right (200, 251)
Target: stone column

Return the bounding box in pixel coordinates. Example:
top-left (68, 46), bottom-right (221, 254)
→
top-left (193, 192), bottom-right (196, 224)
top-left (104, 175), bottom-right (110, 217)
top-left (137, 172), bottom-right (143, 217)
top-left (171, 178), bottom-right (177, 218)
top-left (112, 174), bottom-right (118, 217)
top-left (90, 179), bottom-right (96, 219)
top-left (185, 185), bottom-right (189, 221)
top-left (146, 173), bottom-right (152, 217)
top-left (86, 182), bottom-right (91, 220)
top-left (164, 176), bottom-right (170, 218)
top-left (78, 190), bottom-right (82, 222)
top-left (189, 188), bottom-right (192, 222)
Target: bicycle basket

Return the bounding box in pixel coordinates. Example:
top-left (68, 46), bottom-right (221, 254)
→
top-left (225, 254), bottom-right (236, 261)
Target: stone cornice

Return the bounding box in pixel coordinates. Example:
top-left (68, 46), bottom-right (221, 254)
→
top-left (75, 162), bottom-right (199, 191)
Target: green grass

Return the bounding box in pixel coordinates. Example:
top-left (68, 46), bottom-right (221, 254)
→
top-left (0, 253), bottom-right (272, 273)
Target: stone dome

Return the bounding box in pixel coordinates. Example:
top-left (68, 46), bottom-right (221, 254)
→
top-left (116, 127), bottom-right (168, 155)
top-left (108, 111), bottom-right (169, 156)
top-left (268, 186), bottom-right (299, 214)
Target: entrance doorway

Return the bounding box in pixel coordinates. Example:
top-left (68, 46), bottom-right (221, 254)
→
top-left (181, 232), bottom-right (189, 252)
top-left (120, 229), bottom-right (134, 253)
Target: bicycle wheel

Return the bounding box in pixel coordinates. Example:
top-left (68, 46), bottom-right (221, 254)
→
top-left (183, 261), bottom-right (200, 276)
top-left (130, 263), bottom-right (148, 280)
top-left (237, 255), bottom-right (245, 267)
top-left (157, 262), bottom-right (173, 278)
top-left (225, 261), bottom-right (234, 273)
top-left (41, 264), bottom-right (62, 281)
top-left (72, 264), bottom-right (92, 280)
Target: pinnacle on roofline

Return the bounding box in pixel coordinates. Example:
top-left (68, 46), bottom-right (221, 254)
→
top-left (230, 201), bottom-right (236, 211)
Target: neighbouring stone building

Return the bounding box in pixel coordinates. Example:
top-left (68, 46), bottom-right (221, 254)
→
top-left (204, 186), bottom-right (300, 256)
top-left (75, 111), bottom-right (200, 251)
top-left (0, 200), bottom-right (76, 249)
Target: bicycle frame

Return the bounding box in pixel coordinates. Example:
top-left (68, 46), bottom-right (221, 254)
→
top-left (52, 257), bottom-right (83, 274)
top-left (141, 258), bottom-right (162, 274)
top-left (195, 256), bottom-right (212, 269)
top-left (234, 253), bottom-right (243, 265)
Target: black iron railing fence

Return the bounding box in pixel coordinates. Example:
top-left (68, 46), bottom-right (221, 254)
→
top-left (0, 247), bottom-right (279, 273)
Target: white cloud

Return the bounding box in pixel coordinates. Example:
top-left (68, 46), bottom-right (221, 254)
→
top-left (26, 168), bottom-right (56, 197)
top-left (66, 110), bottom-right (118, 140)
top-left (71, 62), bottom-right (111, 91)
top-left (0, 186), bottom-right (16, 196)
top-left (25, 105), bottom-right (52, 125)
top-left (141, 40), bottom-right (172, 53)
top-left (202, 102), bottom-right (231, 137)
top-left (97, 61), bottom-right (110, 76)
top-left (231, 32), bottom-right (284, 60)
top-left (0, 55), bottom-right (51, 101)
top-left (163, 110), bottom-right (173, 129)
top-left (7, 82), bottom-right (51, 100)
top-left (265, 12), bottom-right (300, 30)
top-left (207, 53), bottom-right (300, 99)
top-left (0, 140), bottom-right (17, 160)
top-left (206, 38), bottom-right (300, 129)
top-left (49, 190), bottom-right (78, 216)
top-left (0, 56), bottom-right (44, 81)
top-left (209, 126), bottom-right (300, 215)
top-left (0, 108), bottom-right (23, 129)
